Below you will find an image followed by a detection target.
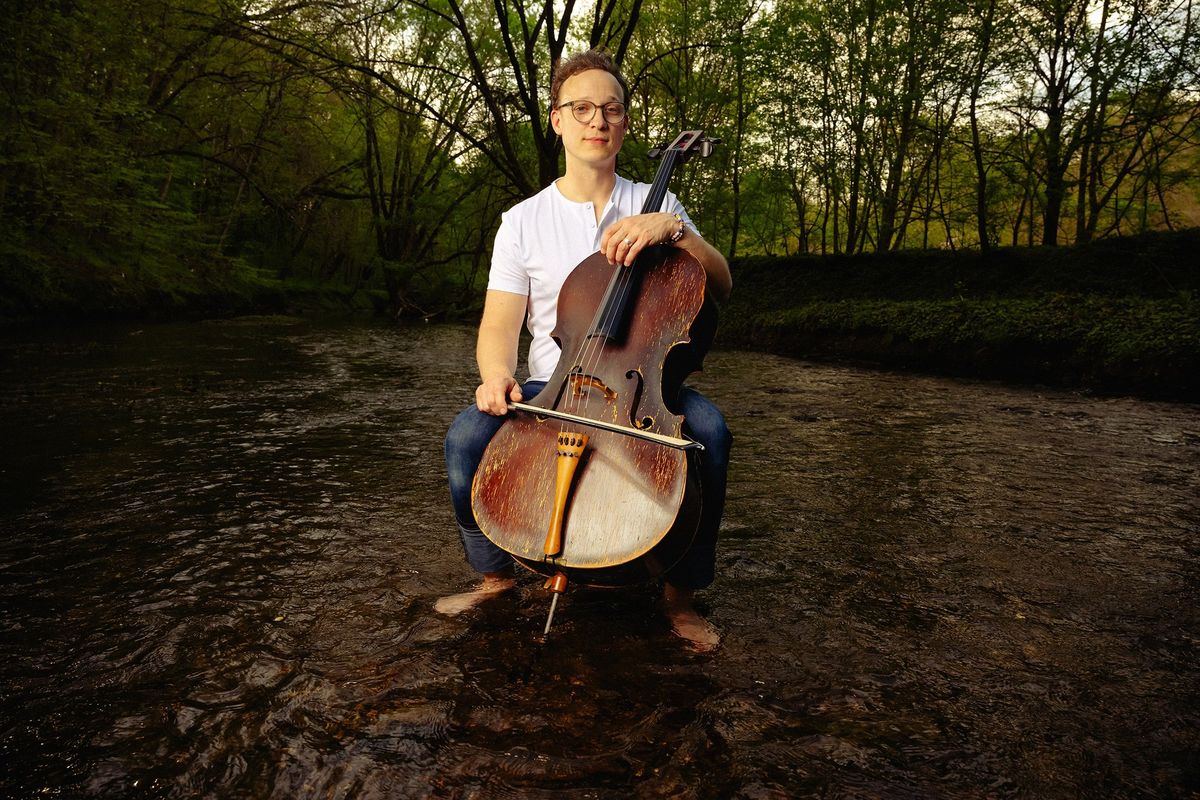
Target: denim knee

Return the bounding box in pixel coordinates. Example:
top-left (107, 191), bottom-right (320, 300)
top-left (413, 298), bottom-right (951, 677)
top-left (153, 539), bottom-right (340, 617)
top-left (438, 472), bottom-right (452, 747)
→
top-left (443, 381), bottom-right (545, 574)
top-left (445, 405), bottom-right (505, 526)
top-left (663, 386), bottom-right (731, 590)
top-left (678, 387), bottom-right (733, 465)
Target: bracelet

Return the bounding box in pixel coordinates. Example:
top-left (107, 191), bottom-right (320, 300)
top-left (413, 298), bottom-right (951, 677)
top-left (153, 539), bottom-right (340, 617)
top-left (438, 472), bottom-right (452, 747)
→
top-left (664, 213), bottom-right (685, 244)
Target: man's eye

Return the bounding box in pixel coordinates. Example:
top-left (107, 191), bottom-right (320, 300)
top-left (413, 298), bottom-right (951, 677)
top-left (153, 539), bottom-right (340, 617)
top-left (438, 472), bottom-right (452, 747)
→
top-left (573, 103), bottom-right (592, 114)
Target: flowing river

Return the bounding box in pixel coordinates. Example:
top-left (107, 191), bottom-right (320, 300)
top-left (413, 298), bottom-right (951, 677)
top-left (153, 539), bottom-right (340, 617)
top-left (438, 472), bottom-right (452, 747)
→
top-left (1, 317), bottom-right (1197, 798)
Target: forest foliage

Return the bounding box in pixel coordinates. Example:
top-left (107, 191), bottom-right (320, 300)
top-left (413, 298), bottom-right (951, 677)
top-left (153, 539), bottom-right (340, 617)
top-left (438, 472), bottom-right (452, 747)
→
top-left (2, 0), bottom-right (1198, 319)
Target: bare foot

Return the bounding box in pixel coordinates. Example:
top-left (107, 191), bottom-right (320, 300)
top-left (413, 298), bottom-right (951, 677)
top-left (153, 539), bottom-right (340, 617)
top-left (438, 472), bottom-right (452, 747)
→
top-left (663, 583), bottom-right (721, 652)
top-left (434, 573), bottom-right (515, 616)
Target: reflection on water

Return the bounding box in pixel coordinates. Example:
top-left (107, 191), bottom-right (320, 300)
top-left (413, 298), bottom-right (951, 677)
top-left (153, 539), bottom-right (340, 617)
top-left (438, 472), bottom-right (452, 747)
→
top-left (1, 318), bottom-right (1197, 798)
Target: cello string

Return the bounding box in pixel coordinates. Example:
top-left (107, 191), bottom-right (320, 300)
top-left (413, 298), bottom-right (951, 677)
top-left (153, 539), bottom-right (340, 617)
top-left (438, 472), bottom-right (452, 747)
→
top-left (565, 219), bottom-right (643, 419)
top-left (576, 230), bottom-right (648, 420)
top-left (561, 237), bottom-right (633, 422)
top-left (569, 265), bottom-right (628, 420)
top-left (560, 250), bottom-right (628, 422)
top-left (559, 146), bottom-right (680, 425)
top-left (574, 146), bottom-right (678, 420)
top-left (572, 157), bottom-right (677, 424)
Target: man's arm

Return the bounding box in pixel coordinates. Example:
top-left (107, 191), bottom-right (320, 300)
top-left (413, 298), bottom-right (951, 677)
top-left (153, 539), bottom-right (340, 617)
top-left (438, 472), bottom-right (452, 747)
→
top-left (475, 289), bottom-right (528, 415)
top-left (599, 212), bottom-right (732, 304)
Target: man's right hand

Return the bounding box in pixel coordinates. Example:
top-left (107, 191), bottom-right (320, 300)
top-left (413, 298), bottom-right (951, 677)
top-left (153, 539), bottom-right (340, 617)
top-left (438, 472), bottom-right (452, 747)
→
top-left (476, 375), bottom-right (523, 416)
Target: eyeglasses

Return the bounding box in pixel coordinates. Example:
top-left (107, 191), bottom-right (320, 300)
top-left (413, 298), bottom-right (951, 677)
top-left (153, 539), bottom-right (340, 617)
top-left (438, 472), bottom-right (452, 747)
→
top-left (556, 100), bottom-right (627, 125)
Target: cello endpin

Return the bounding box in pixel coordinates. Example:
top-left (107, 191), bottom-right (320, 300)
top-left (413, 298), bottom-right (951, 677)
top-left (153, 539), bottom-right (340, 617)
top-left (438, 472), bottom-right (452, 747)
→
top-left (543, 593), bottom-right (560, 635)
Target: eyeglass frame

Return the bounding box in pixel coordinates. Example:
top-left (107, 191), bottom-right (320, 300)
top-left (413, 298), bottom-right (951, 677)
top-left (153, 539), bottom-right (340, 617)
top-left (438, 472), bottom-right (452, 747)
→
top-left (555, 99), bottom-right (628, 125)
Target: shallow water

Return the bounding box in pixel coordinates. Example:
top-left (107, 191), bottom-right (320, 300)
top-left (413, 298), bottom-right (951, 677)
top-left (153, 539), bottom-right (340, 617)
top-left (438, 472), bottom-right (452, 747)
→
top-left (0, 317), bottom-right (1197, 798)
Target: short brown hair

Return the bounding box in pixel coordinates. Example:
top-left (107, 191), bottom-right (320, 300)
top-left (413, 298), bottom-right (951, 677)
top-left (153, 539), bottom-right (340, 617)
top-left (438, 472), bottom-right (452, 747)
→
top-left (550, 49), bottom-right (629, 109)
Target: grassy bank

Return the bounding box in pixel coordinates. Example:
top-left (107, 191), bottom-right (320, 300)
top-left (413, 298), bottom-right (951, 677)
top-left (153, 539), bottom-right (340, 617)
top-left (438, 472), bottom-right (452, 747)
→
top-left (721, 229), bottom-right (1200, 400)
top-left (6, 226), bottom-right (1197, 400)
top-left (0, 245), bottom-right (383, 324)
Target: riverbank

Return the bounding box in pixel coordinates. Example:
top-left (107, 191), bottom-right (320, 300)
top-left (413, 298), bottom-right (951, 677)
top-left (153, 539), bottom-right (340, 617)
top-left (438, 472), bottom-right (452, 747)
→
top-left (0, 248), bottom-right (383, 323)
top-left (720, 229), bottom-right (1200, 401)
top-left (4, 230), bottom-right (1197, 400)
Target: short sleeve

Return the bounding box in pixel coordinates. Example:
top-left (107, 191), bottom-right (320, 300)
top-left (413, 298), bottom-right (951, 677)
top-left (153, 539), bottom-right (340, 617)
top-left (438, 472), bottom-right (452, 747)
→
top-left (486, 211), bottom-right (531, 296)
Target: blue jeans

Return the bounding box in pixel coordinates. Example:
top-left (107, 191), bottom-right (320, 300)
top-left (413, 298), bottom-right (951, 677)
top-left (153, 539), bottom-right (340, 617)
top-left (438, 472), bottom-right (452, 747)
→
top-left (444, 381), bottom-right (731, 589)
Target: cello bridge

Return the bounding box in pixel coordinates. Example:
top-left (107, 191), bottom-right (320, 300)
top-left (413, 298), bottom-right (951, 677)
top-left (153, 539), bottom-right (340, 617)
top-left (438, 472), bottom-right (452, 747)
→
top-left (568, 373), bottom-right (616, 402)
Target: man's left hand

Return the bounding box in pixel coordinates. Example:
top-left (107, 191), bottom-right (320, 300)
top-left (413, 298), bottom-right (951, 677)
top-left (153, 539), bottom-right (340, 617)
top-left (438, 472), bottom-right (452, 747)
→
top-left (600, 212), bottom-right (681, 267)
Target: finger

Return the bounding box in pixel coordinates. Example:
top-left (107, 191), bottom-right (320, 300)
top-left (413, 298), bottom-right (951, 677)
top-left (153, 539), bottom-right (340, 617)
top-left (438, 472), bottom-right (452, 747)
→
top-left (603, 233), bottom-right (621, 263)
top-left (509, 383), bottom-right (523, 403)
top-left (624, 232), bottom-right (648, 266)
top-left (601, 221), bottom-right (632, 250)
top-left (600, 225), bottom-right (621, 254)
top-left (484, 394), bottom-right (507, 415)
top-left (611, 234), bottom-right (636, 265)
top-left (477, 384), bottom-right (503, 414)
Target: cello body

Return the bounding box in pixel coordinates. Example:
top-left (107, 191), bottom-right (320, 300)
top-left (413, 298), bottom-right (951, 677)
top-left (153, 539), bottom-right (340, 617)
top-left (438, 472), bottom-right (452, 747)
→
top-left (471, 246), bottom-right (718, 587)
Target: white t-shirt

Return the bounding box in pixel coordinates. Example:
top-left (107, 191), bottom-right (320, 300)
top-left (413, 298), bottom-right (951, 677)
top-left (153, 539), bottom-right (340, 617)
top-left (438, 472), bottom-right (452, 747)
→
top-left (488, 175), bottom-right (698, 382)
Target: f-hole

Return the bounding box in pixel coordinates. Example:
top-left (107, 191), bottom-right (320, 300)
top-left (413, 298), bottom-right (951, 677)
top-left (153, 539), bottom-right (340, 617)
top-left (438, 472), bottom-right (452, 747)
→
top-left (625, 369), bottom-right (655, 430)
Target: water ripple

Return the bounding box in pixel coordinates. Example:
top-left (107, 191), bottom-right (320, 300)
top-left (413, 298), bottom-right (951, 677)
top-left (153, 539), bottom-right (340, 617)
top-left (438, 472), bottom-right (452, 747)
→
top-left (0, 320), bottom-right (1196, 798)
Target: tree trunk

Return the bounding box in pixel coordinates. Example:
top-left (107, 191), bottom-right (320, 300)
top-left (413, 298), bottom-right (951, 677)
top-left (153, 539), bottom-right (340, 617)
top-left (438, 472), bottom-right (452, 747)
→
top-left (968, 0), bottom-right (996, 251)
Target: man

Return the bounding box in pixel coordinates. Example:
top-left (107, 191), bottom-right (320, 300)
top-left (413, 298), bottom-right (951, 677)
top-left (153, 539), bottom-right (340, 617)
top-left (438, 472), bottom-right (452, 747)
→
top-left (439, 50), bottom-right (731, 650)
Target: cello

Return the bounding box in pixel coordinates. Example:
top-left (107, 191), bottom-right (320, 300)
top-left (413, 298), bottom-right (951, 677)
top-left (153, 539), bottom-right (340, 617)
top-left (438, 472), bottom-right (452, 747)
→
top-left (471, 130), bottom-right (719, 630)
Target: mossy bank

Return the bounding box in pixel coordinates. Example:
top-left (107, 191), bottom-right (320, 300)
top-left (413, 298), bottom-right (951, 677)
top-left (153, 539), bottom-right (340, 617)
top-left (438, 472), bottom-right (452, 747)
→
top-left (720, 229), bottom-right (1200, 401)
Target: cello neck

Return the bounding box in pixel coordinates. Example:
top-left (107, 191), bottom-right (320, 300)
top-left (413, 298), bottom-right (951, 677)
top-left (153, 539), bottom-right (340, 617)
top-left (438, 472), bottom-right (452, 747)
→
top-left (586, 130), bottom-right (715, 343)
top-left (639, 130), bottom-right (705, 215)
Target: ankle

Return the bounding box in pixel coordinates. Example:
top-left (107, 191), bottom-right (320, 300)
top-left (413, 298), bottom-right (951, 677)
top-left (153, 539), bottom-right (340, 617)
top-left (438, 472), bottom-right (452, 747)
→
top-left (662, 582), bottom-right (694, 609)
top-left (480, 569), bottom-right (515, 587)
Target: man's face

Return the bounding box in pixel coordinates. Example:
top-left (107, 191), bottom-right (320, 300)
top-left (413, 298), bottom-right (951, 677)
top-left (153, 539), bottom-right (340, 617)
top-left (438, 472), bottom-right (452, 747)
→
top-left (551, 69), bottom-right (627, 168)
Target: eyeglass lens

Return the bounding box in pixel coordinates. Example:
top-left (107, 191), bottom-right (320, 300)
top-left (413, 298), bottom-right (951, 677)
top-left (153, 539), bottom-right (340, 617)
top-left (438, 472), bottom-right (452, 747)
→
top-left (569, 101), bottom-right (625, 124)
